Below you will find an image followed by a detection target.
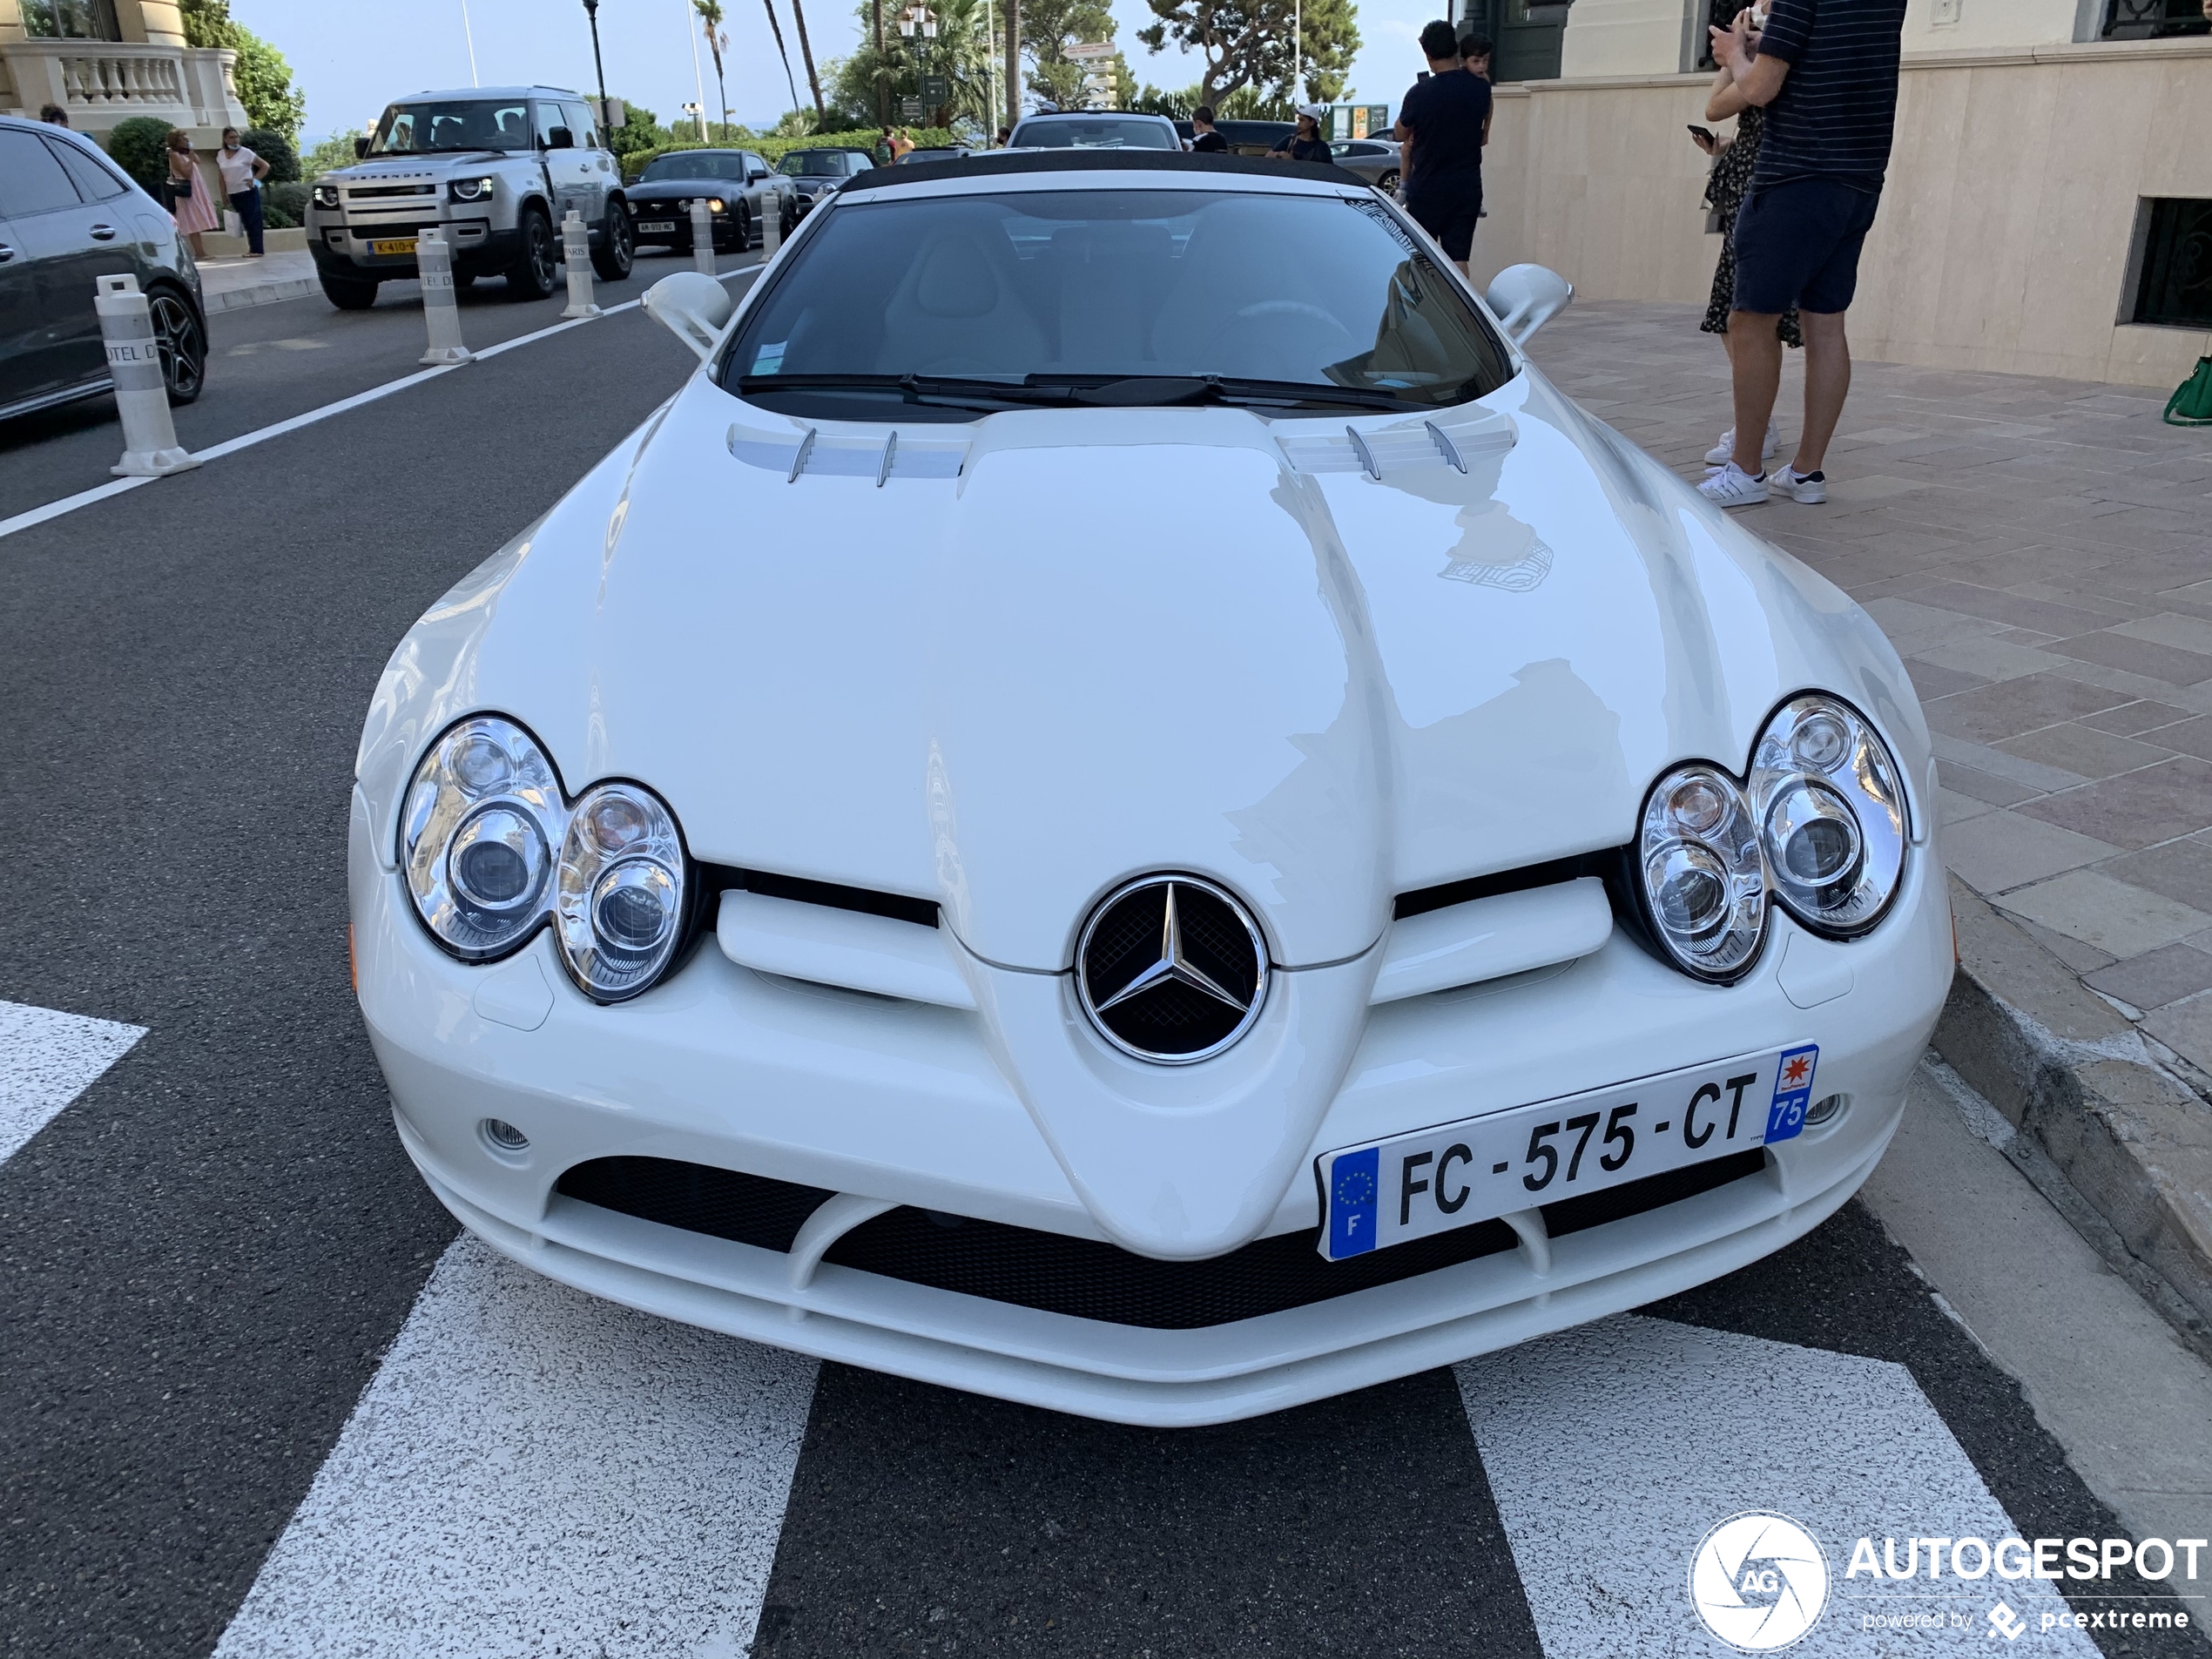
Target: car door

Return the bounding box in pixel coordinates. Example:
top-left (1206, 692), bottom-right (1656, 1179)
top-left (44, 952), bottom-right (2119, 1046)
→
top-left (0, 125), bottom-right (129, 397)
top-left (0, 211), bottom-right (42, 408)
top-left (740, 152), bottom-right (772, 225)
top-left (560, 101), bottom-right (613, 224)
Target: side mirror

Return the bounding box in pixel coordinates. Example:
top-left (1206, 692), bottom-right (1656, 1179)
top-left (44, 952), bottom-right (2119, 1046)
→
top-left (354, 136), bottom-right (370, 158)
top-left (1483, 263), bottom-right (1573, 347)
top-left (547, 126), bottom-right (575, 150)
top-left (747, 168), bottom-right (769, 183)
top-left (644, 270), bottom-right (734, 362)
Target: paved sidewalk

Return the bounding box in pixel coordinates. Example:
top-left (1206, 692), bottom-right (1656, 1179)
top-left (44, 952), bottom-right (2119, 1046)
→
top-left (196, 249), bottom-right (319, 312)
top-left (1535, 302), bottom-right (2212, 1078)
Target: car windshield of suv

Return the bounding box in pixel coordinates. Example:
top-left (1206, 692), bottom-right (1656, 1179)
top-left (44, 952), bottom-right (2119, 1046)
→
top-left (779, 152), bottom-right (849, 176)
top-left (640, 151), bottom-right (751, 182)
top-left (369, 100), bottom-right (532, 153)
top-left (725, 188), bottom-right (1514, 421)
top-left (1013, 118), bottom-right (1177, 150)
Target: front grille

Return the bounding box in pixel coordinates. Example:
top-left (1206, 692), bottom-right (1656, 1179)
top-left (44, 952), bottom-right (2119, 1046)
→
top-left (556, 1146), bottom-right (1771, 1330)
top-left (347, 184), bottom-right (436, 199)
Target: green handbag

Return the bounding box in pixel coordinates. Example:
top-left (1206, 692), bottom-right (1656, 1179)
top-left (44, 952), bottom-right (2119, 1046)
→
top-left (2168, 355), bottom-right (2212, 427)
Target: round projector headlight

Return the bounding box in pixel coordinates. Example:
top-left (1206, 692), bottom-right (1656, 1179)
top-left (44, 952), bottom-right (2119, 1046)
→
top-left (1637, 764), bottom-right (1768, 981)
top-left (556, 782), bottom-right (688, 1001)
top-left (312, 183), bottom-right (341, 210)
top-left (400, 717), bottom-right (563, 958)
top-left (1751, 694), bottom-right (1906, 936)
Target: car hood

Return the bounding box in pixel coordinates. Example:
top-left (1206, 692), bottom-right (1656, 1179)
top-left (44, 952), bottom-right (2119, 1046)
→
top-left (626, 179), bottom-right (744, 199)
top-left (356, 363), bottom-right (1928, 1255)
top-left (324, 152), bottom-right (509, 182)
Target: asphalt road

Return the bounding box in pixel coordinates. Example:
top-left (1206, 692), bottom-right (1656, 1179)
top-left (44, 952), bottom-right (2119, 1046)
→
top-left (0, 281), bottom-right (2206, 1658)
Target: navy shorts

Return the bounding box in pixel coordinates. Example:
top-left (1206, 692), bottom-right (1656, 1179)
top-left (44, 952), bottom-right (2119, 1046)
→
top-left (1731, 178), bottom-right (1881, 316)
top-left (1410, 195), bottom-right (1482, 262)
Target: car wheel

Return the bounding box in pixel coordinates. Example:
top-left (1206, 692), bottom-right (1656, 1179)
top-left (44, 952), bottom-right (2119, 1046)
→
top-left (733, 201), bottom-right (753, 252)
top-left (146, 287), bottom-right (206, 406)
top-left (320, 271), bottom-right (380, 310)
top-left (591, 203), bottom-right (634, 280)
top-left (780, 195), bottom-right (797, 238)
top-left (453, 269), bottom-right (477, 290)
top-left (506, 206), bottom-right (557, 300)
top-left (1378, 169), bottom-right (1400, 193)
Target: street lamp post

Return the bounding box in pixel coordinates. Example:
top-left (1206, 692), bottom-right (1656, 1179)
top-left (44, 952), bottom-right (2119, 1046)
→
top-left (582, 0), bottom-right (612, 131)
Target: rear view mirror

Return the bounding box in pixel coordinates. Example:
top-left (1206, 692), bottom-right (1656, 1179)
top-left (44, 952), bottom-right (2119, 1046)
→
top-left (644, 271), bottom-right (734, 361)
top-left (354, 136), bottom-right (370, 159)
top-left (1483, 264), bottom-right (1573, 347)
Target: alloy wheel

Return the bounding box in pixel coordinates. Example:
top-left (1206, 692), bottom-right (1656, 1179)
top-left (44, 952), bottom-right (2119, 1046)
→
top-left (148, 289), bottom-right (205, 404)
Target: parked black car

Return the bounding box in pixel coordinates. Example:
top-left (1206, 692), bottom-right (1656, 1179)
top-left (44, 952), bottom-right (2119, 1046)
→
top-left (0, 114), bottom-right (206, 422)
top-left (1170, 118), bottom-right (1298, 156)
top-left (624, 149), bottom-right (796, 253)
top-left (776, 147), bottom-right (878, 219)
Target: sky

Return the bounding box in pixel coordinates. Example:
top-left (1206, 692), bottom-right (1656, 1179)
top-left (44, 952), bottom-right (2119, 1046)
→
top-left (234, 0), bottom-right (1442, 145)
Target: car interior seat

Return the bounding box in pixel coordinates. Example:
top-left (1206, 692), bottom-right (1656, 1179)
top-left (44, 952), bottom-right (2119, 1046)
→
top-left (1150, 199), bottom-right (1361, 382)
top-left (877, 212), bottom-right (1049, 375)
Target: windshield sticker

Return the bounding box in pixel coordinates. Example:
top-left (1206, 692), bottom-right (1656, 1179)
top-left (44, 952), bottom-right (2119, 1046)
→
top-left (752, 341), bottom-right (786, 375)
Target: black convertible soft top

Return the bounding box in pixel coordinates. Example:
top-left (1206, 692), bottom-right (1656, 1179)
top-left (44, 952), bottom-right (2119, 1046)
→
top-left (832, 149), bottom-right (1366, 195)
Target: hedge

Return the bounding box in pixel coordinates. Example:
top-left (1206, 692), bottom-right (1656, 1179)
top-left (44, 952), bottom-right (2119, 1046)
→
top-left (106, 115), bottom-right (175, 199)
top-left (619, 129), bottom-right (960, 183)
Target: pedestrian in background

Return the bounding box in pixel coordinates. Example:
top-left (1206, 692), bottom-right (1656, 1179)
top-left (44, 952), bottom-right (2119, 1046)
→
top-left (1691, 44), bottom-right (1799, 470)
top-left (1698, 0), bottom-right (1907, 509)
top-left (217, 126), bottom-right (272, 259)
top-left (1458, 31), bottom-right (1495, 152)
top-left (39, 104), bottom-right (69, 126)
top-left (887, 127), bottom-right (914, 161)
top-left (1397, 19), bottom-right (1492, 275)
top-left (165, 127), bottom-right (218, 259)
top-left (1270, 105), bottom-right (1333, 163)
top-left (1190, 105), bottom-right (1228, 152)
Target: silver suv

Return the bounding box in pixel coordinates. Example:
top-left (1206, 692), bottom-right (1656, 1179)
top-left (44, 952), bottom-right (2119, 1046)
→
top-left (306, 85), bottom-right (632, 309)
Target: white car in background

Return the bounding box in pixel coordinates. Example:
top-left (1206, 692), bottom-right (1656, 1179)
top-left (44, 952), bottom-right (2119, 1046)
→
top-left (348, 152), bottom-right (1953, 1426)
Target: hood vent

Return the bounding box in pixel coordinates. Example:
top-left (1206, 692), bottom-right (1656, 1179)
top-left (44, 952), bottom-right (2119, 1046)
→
top-left (1278, 412), bottom-right (1514, 478)
top-left (728, 422), bottom-right (967, 482)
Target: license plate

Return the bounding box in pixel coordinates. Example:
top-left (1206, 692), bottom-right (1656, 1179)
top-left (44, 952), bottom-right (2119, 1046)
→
top-left (1318, 1044), bottom-right (1818, 1260)
top-left (371, 237), bottom-right (416, 255)
top-left (637, 220), bottom-right (676, 233)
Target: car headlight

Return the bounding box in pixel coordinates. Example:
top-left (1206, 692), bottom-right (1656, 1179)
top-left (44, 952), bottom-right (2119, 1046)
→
top-left (401, 717), bottom-right (563, 959)
top-left (448, 176), bottom-right (494, 203)
top-left (556, 783), bottom-right (689, 1001)
top-left (399, 716), bottom-right (691, 1001)
top-left (708, 197), bottom-right (725, 213)
top-left (312, 184), bottom-right (340, 209)
top-left (1750, 694), bottom-right (1906, 936)
top-left (1637, 764), bottom-right (1769, 982)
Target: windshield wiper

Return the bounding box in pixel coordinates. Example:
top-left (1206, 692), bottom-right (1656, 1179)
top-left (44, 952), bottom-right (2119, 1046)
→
top-left (735, 374), bottom-right (1080, 412)
top-left (737, 373), bottom-right (1433, 415)
top-left (1050, 375), bottom-right (1421, 411)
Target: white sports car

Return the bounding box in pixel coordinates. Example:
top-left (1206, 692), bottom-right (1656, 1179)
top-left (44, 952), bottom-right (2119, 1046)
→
top-left (349, 152), bottom-right (1953, 1426)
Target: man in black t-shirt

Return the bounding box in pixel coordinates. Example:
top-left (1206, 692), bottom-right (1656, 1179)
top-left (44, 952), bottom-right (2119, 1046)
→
top-left (1189, 105), bottom-right (1228, 153)
top-left (1395, 19), bottom-right (1492, 273)
top-left (1697, 0), bottom-right (1906, 509)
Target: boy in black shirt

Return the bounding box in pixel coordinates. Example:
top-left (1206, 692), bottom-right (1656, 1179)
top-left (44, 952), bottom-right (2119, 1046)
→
top-left (1190, 105), bottom-right (1228, 152)
top-left (1396, 19), bottom-right (1492, 273)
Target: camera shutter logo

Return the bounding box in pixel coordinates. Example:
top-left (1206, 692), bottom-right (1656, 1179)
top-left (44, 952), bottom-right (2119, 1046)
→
top-left (1689, 1512), bottom-right (1830, 1651)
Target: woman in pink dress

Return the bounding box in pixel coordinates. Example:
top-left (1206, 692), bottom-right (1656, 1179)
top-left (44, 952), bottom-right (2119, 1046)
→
top-left (165, 128), bottom-right (219, 257)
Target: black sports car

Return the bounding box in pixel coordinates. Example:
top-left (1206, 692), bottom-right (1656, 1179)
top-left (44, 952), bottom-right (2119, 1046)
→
top-left (624, 149), bottom-right (796, 252)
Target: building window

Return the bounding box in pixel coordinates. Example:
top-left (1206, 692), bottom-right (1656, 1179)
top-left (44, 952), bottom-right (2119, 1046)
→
top-left (2133, 199), bottom-right (2212, 328)
top-left (2102, 0), bottom-right (2210, 37)
top-left (18, 0), bottom-right (123, 40)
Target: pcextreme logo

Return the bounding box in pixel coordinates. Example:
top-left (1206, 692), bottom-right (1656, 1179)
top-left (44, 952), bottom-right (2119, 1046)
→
top-left (1690, 1512), bottom-right (1831, 1651)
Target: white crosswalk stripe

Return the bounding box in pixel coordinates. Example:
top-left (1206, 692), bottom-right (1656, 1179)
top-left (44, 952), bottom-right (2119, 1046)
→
top-left (1459, 1314), bottom-right (2097, 1656)
top-left (212, 1236), bottom-right (819, 1659)
top-left (0, 998), bottom-right (146, 1167)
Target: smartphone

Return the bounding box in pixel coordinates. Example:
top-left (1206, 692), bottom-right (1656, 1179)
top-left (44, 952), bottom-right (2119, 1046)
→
top-left (1688, 125), bottom-right (1716, 143)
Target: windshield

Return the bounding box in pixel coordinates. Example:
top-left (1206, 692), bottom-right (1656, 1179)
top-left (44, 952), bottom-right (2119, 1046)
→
top-left (370, 99), bottom-right (530, 154)
top-left (780, 152), bottom-right (848, 176)
top-left (724, 189), bottom-right (1513, 420)
top-left (1012, 118), bottom-right (1177, 151)
top-left (641, 151), bottom-right (751, 182)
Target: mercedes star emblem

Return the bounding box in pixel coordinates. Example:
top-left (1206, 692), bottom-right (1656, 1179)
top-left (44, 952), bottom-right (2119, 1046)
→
top-left (1076, 875), bottom-right (1269, 1063)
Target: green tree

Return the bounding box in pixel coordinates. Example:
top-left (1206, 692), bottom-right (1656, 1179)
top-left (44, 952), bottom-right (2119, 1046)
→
top-left (179, 0), bottom-right (306, 138)
top-left (105, 115), bottom-right (174, 198)
top-left (1136, 0), bottom-right (1356, 106)
top-left (789, 0), bottom-right (828, 124)
top-left (694, 0), bottom-right (732, 131)
top-left (606, 100), bottom-right (671, 157)
top-left (1018, 0), bottom-right (1112, 107)
top-left (239, 125), bottom-right (297, 181)
top-left (302, 130), bottom-right (363, 177)
top-left (827, 0), bottom-right (1001, 132)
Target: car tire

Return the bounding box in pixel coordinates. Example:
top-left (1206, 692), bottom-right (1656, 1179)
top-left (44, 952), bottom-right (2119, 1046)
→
top-left (146, 285), bottom-right (206, 406)
top-left (320, 271), bottom-right (380, 310)
top-left (591, 203), bottom-right (634, 280)
top-left (1378, 169), bottom-right (1400, 193)
top-left (506, 206), bottom-right (557, 300)
top-left (779, 195), bottom-right (798, 238)
top-left (453, 269), bottom-right (477, 290)
top-left (733, 201), bottom-right (753, 252)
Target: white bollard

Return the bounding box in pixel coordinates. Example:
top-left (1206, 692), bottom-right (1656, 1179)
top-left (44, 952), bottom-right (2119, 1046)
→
top-left (560, 209), bottom-right (600, 320)
top-left (759, 190), bottom-right (782, 260)
top-left (415, 227), bottom-right (473, 367)
top-left (691, 197), bottom-right (717, 275)
top-left (96, 273), bottom-right (198, 479)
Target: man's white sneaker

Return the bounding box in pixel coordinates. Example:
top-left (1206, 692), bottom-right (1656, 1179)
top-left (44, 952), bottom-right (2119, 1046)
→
top-left (1703, 420), bottom-right (1781, 467)
top-left (1769, 465), bottom-right (1825, 504)
top-left (1697, 461), bottom-right (1769, 508)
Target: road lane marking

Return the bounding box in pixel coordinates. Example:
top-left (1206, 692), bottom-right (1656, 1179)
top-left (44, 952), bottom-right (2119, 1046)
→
top-left (212, 1235), bottom-right (818, 1659)
top-left (0, 999), bottom-right (146, 1165)
top-left (0, 265), bottom-right (762, 543)
top-left (1457, 1314), bottom-right (2098, 1657)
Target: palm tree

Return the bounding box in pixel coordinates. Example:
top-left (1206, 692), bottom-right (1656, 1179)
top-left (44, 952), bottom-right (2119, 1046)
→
top-left (789, 0), bottom-right (826, 123)
top-left (694, 0), bottom-right (732, 132)
top-left (760, 0), bottom-right (802, 116)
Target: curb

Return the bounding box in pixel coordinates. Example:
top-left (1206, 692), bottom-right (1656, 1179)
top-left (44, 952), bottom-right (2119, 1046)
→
top-left (1933, 875), bottom-right (2212, 1365)
top-left (205, 275), bottom-right (321, 314)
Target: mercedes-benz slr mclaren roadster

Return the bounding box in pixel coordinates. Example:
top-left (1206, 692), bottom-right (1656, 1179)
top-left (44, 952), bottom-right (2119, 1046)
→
top-left (349, 152), bottom-right (1953, 1426)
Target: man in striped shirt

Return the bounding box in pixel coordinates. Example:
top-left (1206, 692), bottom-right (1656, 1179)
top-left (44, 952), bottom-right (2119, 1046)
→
top-left (1697, 0), bottom-right (1907, 509)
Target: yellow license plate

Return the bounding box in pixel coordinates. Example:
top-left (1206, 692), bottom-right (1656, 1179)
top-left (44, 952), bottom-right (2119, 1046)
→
top-left (371, 237), bottom-right (417, 255)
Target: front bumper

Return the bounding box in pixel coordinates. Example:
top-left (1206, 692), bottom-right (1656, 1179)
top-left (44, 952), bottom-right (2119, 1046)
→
top-left (351, 786), bottom-right (1952, 1425)
top-left (307, 216), bottom-right (520, 280)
